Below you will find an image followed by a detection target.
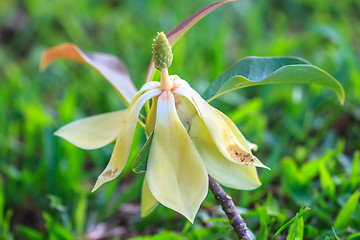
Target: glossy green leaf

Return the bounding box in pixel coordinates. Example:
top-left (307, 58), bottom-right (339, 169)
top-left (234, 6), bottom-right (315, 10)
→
top-left (145, 0), bottom-right (234, 82)
top-left (202, 57), bottom-right (345, 104)
top-left (132, 132), bottom-right (154, 173)
top-left (334, 191), bottom-right (360, 229)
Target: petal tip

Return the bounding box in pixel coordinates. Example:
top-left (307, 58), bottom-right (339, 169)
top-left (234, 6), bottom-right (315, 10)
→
top-left (91, 179), bottom-right (105, 193)
top-left (91, 168), bottom-right (121, 193)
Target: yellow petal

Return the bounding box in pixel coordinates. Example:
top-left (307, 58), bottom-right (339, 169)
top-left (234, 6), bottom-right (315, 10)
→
top-left (128, 81), bottom-right (161, 108)
top-left (175, 96), bottom-right (261, 190)
top-left (141, 174), bottom-right (158, 218)
top-left (147, 91), bottom-right (208, 223)
top-left (54, 110), bottom-right (127, 150)
top-left (41, 43), bottom-right (137, 104)
top-left (145, 96), bottom-right (158, 137)
top-left (174, 80), bottom-right (269, 169)
top-left (92, 89), bottom-right (161, 192)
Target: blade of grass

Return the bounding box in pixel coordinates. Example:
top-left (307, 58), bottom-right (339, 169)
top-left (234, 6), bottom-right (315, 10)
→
top-left (272, 207), bottom-right (310, 240)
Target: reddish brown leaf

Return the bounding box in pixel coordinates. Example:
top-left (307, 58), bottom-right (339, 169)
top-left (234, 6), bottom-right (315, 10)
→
top-left (41, 43), bottom-right (137, 104)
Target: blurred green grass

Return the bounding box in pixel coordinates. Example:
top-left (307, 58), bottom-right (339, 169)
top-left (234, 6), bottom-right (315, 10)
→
top-left (1, 0), bottom-right (360, 239)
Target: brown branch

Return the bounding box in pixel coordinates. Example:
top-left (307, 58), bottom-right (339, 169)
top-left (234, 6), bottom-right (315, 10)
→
top-left (208, 175), bottom-right (253, 240)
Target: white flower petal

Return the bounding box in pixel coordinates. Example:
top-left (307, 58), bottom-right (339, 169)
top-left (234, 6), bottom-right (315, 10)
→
top-left (147, 91), bottom-right (208, 223)
top-left (174, 82), bottom-right (269, 169)
top-left (175, 96), bottom-right (261, 190)
top-left (55, 110), bottom-right (127, 150)
top-left (141, 174), bottom-right (158, 218)
top-left (92, 89), bottom-right (161, 192)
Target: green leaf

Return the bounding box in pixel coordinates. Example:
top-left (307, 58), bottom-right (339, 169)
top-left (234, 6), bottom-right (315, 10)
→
top-left (145, 0), bottom-right (234, 82)
top-left (16, 225), bottom-right (44, 240)
top-left (128, 231), bottom-right (182, 240)
top-left (287, 214), bottom-right (304, 240)
top-left (350, 151), bottom-right (359, 189)
top-left (132, 132), bottom-right (154, 173)
top-left (281, 157), bottom-right (312, 204)
top-left (74, 193), bottom-right (87, 235)
top-left (257, 206), bottom-right (269, 240)
top-left (43, 212), bottom-right (73, 240)
top-left (319, 162), bottom-right (336, 199)
top-left (334, 191), bottom-right (360, 229)
top-left (202, 57), bottom-right (345, 104)
top-left (272, 206), bottom-right (310, 240)
top-left (332, 227), bottom-right (341, 240)
top-left (0, 177), bottom-right (4, 225)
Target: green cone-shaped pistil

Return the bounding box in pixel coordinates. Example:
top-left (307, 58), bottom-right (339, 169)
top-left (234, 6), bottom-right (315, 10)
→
top-left (152, 32), bottom-right (173, 70)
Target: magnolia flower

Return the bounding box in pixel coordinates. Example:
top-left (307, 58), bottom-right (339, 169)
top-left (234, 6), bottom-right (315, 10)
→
top-left (42, 32), bottom-right (269, 223)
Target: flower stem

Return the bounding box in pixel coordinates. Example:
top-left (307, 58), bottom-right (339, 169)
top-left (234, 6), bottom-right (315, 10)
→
top-left (160, 68), bottom-right (173, 90)
top-left (208, 175), bottom-right (254, 240)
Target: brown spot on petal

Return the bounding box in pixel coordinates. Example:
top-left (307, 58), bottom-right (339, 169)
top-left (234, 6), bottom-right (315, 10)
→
top-left (227, 144), bottom-right (255, 164)
top-left (102, 169), bottom-right (119, 179)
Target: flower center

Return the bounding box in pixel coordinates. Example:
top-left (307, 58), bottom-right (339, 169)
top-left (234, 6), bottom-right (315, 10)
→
top-left (152, 32), bottom-right (174, 91)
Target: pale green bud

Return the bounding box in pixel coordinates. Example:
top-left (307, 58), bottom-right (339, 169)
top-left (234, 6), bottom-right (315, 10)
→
top-left (152, 32), bottom-right (173, 71)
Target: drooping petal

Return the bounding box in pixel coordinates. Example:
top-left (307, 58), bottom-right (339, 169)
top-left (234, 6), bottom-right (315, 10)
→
top-left (41, 43), bottom-right (137, 104)
top-left (92, 89), bottom-right (161, 192)
top-left (175, 96), bottom-right (261, 190)
top-left (141, 174), bottom-right (158, 218)
top-left (54, 110), bottom-right (127, 150)
top-left (147, 91), bottom-right (208, 223)
top-left (174, 81), bottom-right (269, 169)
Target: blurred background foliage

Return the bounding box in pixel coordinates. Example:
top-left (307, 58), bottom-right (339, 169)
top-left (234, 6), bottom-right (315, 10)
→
top-left (0, 0), bottom-right (359, 239)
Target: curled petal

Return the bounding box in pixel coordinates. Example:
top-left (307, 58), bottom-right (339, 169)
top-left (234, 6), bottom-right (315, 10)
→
top-left (92, 89), bottom-right (161, 192)
top-left (247, 141), bottom-right (258, 151)
top-left (41, 43), bottom-right (137, 104)
top-left (141, 174), bottom-right (158, 218)
top-left (147, 91), bottom-right (208, 223)
top-left (129, 81), bottom-right (161, 107)
top-left (174, 82), bottom-right (269, 169)
top-left (175, 96), bottom-right (261, 190)
top-left (55, 110), bottom-right (127, 150)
